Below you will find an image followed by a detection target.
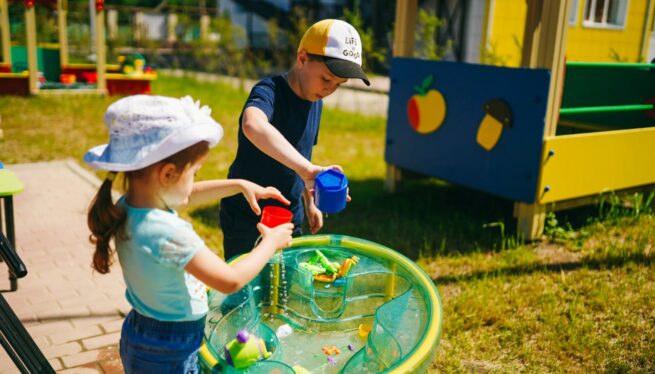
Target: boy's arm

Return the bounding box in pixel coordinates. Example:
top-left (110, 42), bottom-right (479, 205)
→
top-left (183, 179), bottom-right (290, 214)
top-left (242, 106), bottom-right (329, 190)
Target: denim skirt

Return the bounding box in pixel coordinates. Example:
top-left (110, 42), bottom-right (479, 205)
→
top-left (120, 310), bottom-right (206, 374)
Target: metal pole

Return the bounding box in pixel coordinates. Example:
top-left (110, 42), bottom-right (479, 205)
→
top-left (560, 104), bottom-right (655, 115)
top-left (566, 62), bottom-right (655, 68)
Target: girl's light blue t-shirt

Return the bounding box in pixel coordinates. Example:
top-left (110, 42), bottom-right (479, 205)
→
top-left (117, 198), bottom-right (208, 321)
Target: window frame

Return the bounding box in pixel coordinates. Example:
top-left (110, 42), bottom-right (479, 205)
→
top-left (569, 0), bottom-right (579, 26)
top-left (582, 0), bottom-right (629, 30)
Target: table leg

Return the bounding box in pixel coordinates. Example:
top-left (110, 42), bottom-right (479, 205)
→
top-left (2, 197), bottom-right (17, 291)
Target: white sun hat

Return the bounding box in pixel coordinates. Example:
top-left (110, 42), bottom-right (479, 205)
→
top-left (84, 95), bottom-right (223, 172)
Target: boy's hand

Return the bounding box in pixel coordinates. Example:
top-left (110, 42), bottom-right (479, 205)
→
top-left (301, 164), bottom-right (342, 191)
top-left (306, 202), bottom-right (323, 234)
top-left (257, 223), bottom-right (294, 251)
top-left (301, 164), bottom-right (352, 202)
top-left (241, 180), bottom-right (290, 215)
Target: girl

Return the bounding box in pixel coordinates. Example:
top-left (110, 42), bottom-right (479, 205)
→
top-left (85, 95), bottom-right (293, 373)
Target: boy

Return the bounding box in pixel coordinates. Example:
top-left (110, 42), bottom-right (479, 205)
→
top-left (220, 19), bottom-right (369, 260)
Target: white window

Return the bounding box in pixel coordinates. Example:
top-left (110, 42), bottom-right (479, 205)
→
top-left (583, 0), bottom-right (629, 28)
top-left (569, 0), bottom-right (579, 25)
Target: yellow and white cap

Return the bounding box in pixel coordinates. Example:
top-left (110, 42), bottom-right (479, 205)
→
top-left (298, 19), bottom-right (370, 86)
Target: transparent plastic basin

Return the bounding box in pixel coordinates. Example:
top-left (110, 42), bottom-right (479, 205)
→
top-left (199, 235), bottom-right (442, 373)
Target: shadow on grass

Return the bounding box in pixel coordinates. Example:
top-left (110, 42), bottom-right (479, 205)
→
top-left (192, 177), bottom-right (520, 260)
top-left (434, 252), bottom-right (653, 285)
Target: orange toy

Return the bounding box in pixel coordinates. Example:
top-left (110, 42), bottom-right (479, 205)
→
top-left (321, 346), bottom-right (341, 356)
top-left (337, 256), bottom-right (359, 278)
top-left (314, 273), bottom-right (337, 282)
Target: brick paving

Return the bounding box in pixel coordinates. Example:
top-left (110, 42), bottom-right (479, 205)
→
top-left (0, 160), bottom-right (128, 373)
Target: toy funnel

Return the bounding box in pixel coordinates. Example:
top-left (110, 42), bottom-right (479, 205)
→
top-left (314, 169), bottom-right (348, 214)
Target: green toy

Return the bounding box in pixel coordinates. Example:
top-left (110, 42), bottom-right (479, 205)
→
top-left (223, 330), bottom-right (271, 369)
top-left (299, 262), bottom-right (326, 276)
top-left (301, 250), bottom-right (360, 283)
top-left (308, 250), bottom-right (340, 274)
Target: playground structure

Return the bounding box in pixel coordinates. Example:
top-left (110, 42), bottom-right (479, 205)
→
top-left (0, 0), bottom-right (155, 96)
top-left (199, 235), bottom-right (443, 373)
top-left (386, 0), bottom-right (655, 240)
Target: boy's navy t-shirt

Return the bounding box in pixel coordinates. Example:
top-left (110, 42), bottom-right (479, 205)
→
top-left (222, 74), bottom-right (322, 228)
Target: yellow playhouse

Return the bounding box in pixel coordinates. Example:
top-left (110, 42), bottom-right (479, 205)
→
top-left (387, 0), bottom-right (655, 240)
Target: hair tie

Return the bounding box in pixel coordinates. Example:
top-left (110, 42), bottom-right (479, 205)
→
top-left (106, 172), bottom-right (117, 182)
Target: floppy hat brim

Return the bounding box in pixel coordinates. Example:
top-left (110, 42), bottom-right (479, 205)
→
top-left (84, 121), bottom-right (223, 172)
top-left (321, 56), bottom-right (370, 86)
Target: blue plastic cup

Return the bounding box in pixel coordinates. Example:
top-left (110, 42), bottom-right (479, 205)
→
top-left (314, 169), bottom-right (348, 213)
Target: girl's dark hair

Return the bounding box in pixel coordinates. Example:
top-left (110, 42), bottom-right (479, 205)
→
top-left (87, 141), bottom-right (210, 273)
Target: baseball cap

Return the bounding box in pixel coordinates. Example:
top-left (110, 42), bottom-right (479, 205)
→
top-left (84, 95), bottom-right (223, 172)
top-left (298, 19), bottom-right (370, 86)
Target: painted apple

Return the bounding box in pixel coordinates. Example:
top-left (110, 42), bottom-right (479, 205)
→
top-left (407, 75), bottom-right (447, 134)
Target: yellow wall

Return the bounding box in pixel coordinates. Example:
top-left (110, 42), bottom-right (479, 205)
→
top-left (485, 0), bottom-right (655, 66)
top-left (485, 0), bottom-right (527, 67)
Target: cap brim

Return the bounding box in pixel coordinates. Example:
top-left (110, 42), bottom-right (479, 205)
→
top-left (322, 56), bottom-right (370, 86)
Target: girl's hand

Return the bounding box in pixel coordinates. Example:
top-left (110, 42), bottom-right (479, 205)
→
top-left (257, 223), bottom-right (294, 251)
top-left (241, 181), bottom-right (291, 215)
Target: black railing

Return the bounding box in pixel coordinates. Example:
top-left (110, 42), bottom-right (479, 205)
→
top-left (0, 232), bottom-right (55, 373)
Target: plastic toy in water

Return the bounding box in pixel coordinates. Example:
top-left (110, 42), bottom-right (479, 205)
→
top-left (314, 169), bottom-right (348, 213)
top-left (321, 345), bottom-right (341, 355)
top-left (275, 324), bottom-right (293, 338)
top-left (299, 250), bottom-right (359, 283)
top-left (358, 323), bottom-right (372, 340)
top-left (223, 330), bottom-right (272, 370)
top-left (200, 235), bottom-right (443, 373)
top-left (337, 256), bottom-right (359, 278)
top-left (309, 250), bottom-right (340, 274)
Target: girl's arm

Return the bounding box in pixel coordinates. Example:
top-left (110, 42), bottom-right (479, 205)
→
top-left (185, 223), bottom-right (293, 293)
top-left (184, 179), bottom-right (290, 214)
top-left (186, 179), bottom-right (244, 207)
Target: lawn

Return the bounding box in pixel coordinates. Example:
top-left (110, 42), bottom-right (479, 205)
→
top-left (1, 74), bottom-right (653, 373)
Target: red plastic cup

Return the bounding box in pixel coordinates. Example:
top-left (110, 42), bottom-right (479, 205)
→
top-left (260, 206), bottom-right (293, 228)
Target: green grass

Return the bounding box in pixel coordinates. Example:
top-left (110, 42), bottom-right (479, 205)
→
top-left (1, 74), bottom-right (653, 372)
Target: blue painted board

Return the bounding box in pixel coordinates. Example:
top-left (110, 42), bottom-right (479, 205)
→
top-left (385, 58), bottom-right (550, 203)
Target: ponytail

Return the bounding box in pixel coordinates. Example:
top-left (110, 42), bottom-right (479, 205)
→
top-left (87, 173), bottom-right (126, 274)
